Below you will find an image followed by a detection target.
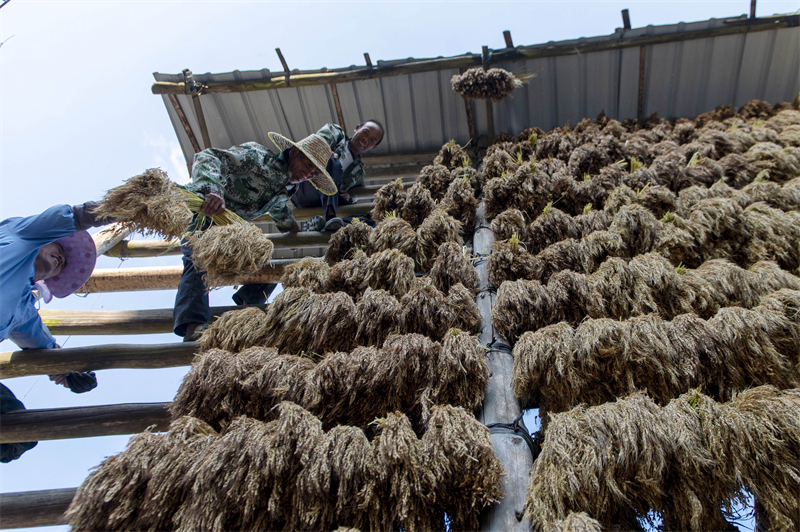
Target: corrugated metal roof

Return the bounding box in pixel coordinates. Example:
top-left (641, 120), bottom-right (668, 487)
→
top-left (154, 14), bottom-right (800, 167)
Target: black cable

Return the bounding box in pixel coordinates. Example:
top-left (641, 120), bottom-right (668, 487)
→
top-left (486, 412), bottom-right (541, 461)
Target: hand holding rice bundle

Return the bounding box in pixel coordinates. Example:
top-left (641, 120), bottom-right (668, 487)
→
top-left (451, 67), bottom-right (528, 102)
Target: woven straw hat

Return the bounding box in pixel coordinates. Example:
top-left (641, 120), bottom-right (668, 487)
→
top-left (268, 132), bottom-right (337, 195)
top-left (40, 230), bottom-right (97, 299)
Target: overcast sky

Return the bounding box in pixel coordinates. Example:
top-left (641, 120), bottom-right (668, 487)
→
top-left (1, 1), bottom-right (797, 530)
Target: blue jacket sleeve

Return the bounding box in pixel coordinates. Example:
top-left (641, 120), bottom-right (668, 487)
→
top-left (7, 306), bottom-right (56, 349)
top-left (10, 205), bottom-right (77, 249)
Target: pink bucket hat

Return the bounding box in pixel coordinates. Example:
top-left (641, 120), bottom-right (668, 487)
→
top-left (41, 231), bottom-right (97, 299)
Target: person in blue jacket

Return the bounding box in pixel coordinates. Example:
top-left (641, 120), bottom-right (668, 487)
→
top-left (0, 202), bottom-right (114, 462)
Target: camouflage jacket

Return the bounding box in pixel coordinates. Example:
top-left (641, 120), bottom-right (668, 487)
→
top-left (315, 123), bottom-right (367, 191)
top-left (186, 143), bottom-right (298, 231)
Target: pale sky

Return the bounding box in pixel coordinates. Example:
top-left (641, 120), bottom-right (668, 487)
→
top-left (1, 1), bottom-right (797, 530)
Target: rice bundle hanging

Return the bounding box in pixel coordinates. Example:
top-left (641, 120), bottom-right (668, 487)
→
top-left (741, 202), bottom-right (800, 271)
top-left (429, 242), bottom-right (479, 294)
top-left (280, 256), bottom-right (330, 292)
top-left (188, 223), bottom-right (274, 287)
top-left (325, 218), bottom-right (372, 265)
top-left (451, 165), bottom-right (483, 197)
top-left (433, 139), bottom-right (471, 170)
top-left (547, 512), bottom-right (603, 532)
top-left (526, 206), bottom-right (581, 254)
top-left (440, 175), bottom-right (478, 229)
top-left (486, 234), bottom-right (542, 288)
top-left (197, 307), bottom-right (270, 353)
top-left (306, 292), bottom-right (358, 354)
top-left (450, 67), bottom-right (526, 102)
top-left (400, 278), bottom-right (456, 340)
top-left (91, 168), bottom-right (193, 240)
top-left (744, 142), bottom-right (800, 183)
top-left (400, 182), bottom-right (436, 228)
top-left (355, 288), bottom-right (405, 346)
top-left (369, 213), bottom-right (417, 257)
top-left (370, 178), bottom-right (406, 220)
top-left (363, 248), bottom-right (416, 298)
top-left (415, 208), bottom-right (463, 269)
top-left (416, 164), bottom-right (454, 201)
top-left (481, 148), bottom-right (518, 182)
top-left (446, 282), bottom-right (482, 334)
top-left (326, 249), bottom-right (370, 298)
top-left (490, 208), bottom-right (527, 242)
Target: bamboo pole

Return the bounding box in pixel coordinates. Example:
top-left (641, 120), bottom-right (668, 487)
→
top-left (92, 224), bottom-right (133, 256)
top-left (0, 488), bottom-right (75, 529)
top-left (0, 342), bottom-right (197, 379)
top-left (151, 15), bottom-right (797, 95)
top-left (0, 402), bottom-right (171, 443)
top-left (474, 201), bottom-right (533, 531)
top-left (39, 304), bottom-right (266, 336)
top-left (81, 258), bottom-right (293, 293)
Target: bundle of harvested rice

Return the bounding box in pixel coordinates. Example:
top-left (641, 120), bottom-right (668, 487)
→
top-left (260, 287), bottom-right (315, 353)
top-left (370, 178), bottom-right (406, 220)
top-left (355, 288), bottom-right (405, 346)
top-left (400, 278), bottom-right (457, 340)
top-left (451, 67), bottom-right (525, 101)
top-left (527, 393), bottom-right (669, 532)
top-left (306, 292), bottom-right (358, 354)
top-left (280, 257), bottom-right (330, 292)
top-left (440, 175), bottom-right (478, 230)
top-left (325, 218), bottom-right (372, 265)
top-left (451, 165), bottom-right (483, 197)
top-left (547, 512), bottom-right (603, 532)
top-left (737, 98), bottom-right (774, 120)
top-left (486, 235), bottom-right (541, 288)
top-left (446, 283), bottom-right (482, 334)
top-left (415, 208), bottom-right (463, 269)
top-left (607, 204), bottom-right (659, 257)
top-left (429, 242), bottom-right (479, 294)
top-left (369, 213), bottom-right (417, 257)
top-left (326, 249), bottom-right (370, 298)
top-left (420, 405), bottom-right (504, 531)
top-left (92, 168), bottom-right (192, 240)
top-left (534, 239), bottom-right (584, 282)
top-left (415, 164), bottom-right (452, 202)
top-left (400, 182), bottom-right (436, 228)
top-left (744, 142), bottom-right (800, 182)
top-left (189, 224), bottom-right (274, 287)
top-left (741, 202), bottom-right (800, 271)
top-left (433, 140), bottom-right (471, 170)
top-left (776, 124), bottom-right (800, 147)
top-left (170, 347), bottom-right (279, 429)
top-left (490, 208), bottom-right (527, 242)
top-left (197, 307), bottom-right (270, 353)
top-left (364, 248), bottom-right (416, 298)
top-left (481, 148), bottom-right (518, 182)
top-left (526, 206), bottom-right (580, 254)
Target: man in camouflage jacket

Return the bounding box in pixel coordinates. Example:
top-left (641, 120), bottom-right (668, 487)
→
top-left (293, 120), bottom-right (384, 231)
top-left (175, 140), bottom-right (327, 340)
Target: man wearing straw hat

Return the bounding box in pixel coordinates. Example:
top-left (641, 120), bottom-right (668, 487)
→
top-left (1, 202), bottom-right (115, 461)
top-left (175, 131), bottom-right (336, 341)
top-left (293, 120), bottom-right (385, 232)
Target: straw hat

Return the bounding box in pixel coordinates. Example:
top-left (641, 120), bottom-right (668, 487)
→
top-left (268, 132), bottom-right (337, 195)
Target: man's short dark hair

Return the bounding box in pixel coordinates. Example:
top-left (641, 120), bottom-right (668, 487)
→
top-left (357, 119), bottom-right (385, 147)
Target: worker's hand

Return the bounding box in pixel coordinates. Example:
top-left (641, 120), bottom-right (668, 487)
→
top-left (340, 191), bottom-right (351, 202)
top-left (201, 193), bottom-right (226, 216)
top-left (331, 153), bottom-right (339, 160)
top-left (49, 374), bottom-right (68, 386)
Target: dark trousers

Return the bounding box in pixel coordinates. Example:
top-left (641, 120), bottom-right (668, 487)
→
top-left (172, 217), bottom-right (275, 337)
top-left (291, 157), bottom-right (344, 215)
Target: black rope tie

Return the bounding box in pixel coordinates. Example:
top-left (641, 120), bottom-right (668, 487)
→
top-left (486, 412), bottom-right (539, 460)
top-left (486, 337), bottom-right (512, 354)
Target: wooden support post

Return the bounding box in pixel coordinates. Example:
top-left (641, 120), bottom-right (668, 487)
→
top-left (92, 224), bottom-right (133, 256)
top-left (81, 259), bottom-right (290, 294)
top-left (275, 47), bottom-right (291, 86)
top-left (40, 304), bottom-right (267, 336)
top-left (0, 488), bottom-right (75, 529)
top-left (474, 202), bottom-right (533, 531)
top-left (485, 100), bottom-right (495, 144)
top-left (364, 52), bottom-right (373, 69)
top-left (503, 30), bottom-right (514, 48)
top-left (330, 83), bottom-right (346, 129)
top-left (0, 342), bottom-right (197, 378)
top-left (0, 402), bottom-right (171, 443)
top-left (168, 93), bottom-right (202, 153)
top-left (637, 45), bottom-right (646, 123)
top-left (750, 0), bottom-right (757, 19)
top-left (459, 67), bottom-right (478, 144)
top-left (183, 69), bottom-right (211, 149)
top-left (621, 9), bottom-right (632, 30)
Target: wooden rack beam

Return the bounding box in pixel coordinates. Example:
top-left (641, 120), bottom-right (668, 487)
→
top-left (0, 342), bottom-right (197, 379)
top-left (40, 304), bottom-right (266, 336)
top-left (0, 488), bottom-right (75, 529)
top-left (151, 15), bottom-right (798, 95)
top-left (0, 402), bottom-right (171, 444)
top-left (474, 201), bottom-right (533, 531)
top-left (81, 258), bottom-right (293, 293)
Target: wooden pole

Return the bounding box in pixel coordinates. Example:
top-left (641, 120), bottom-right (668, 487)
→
top-left (0, 342), bottom-right (197, 379)
top-left (330, 83), bottom-right (346, 129)
top-left (151, 15), bottom-right (799, 95)
top-left (750, 0), bottom-right (757, 18)
top-left (39, 304), bottom-right (266, 336)
top-left (621, 9), bottom-right (632, 30)
top-left (168, 93), bottom-right (202, 154)
top-left (0, 488), bottom-right (75, 529)
top-left (0, 402), bottom-right (171, 443)
top-left (82, 259), bottom-right (291, 293)
top-left (474, 202), bottom-right (533, 531)
top-left (92, 224), bottom-right (133, 256)
top-left (637, 45), bottom-right (646, 123)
